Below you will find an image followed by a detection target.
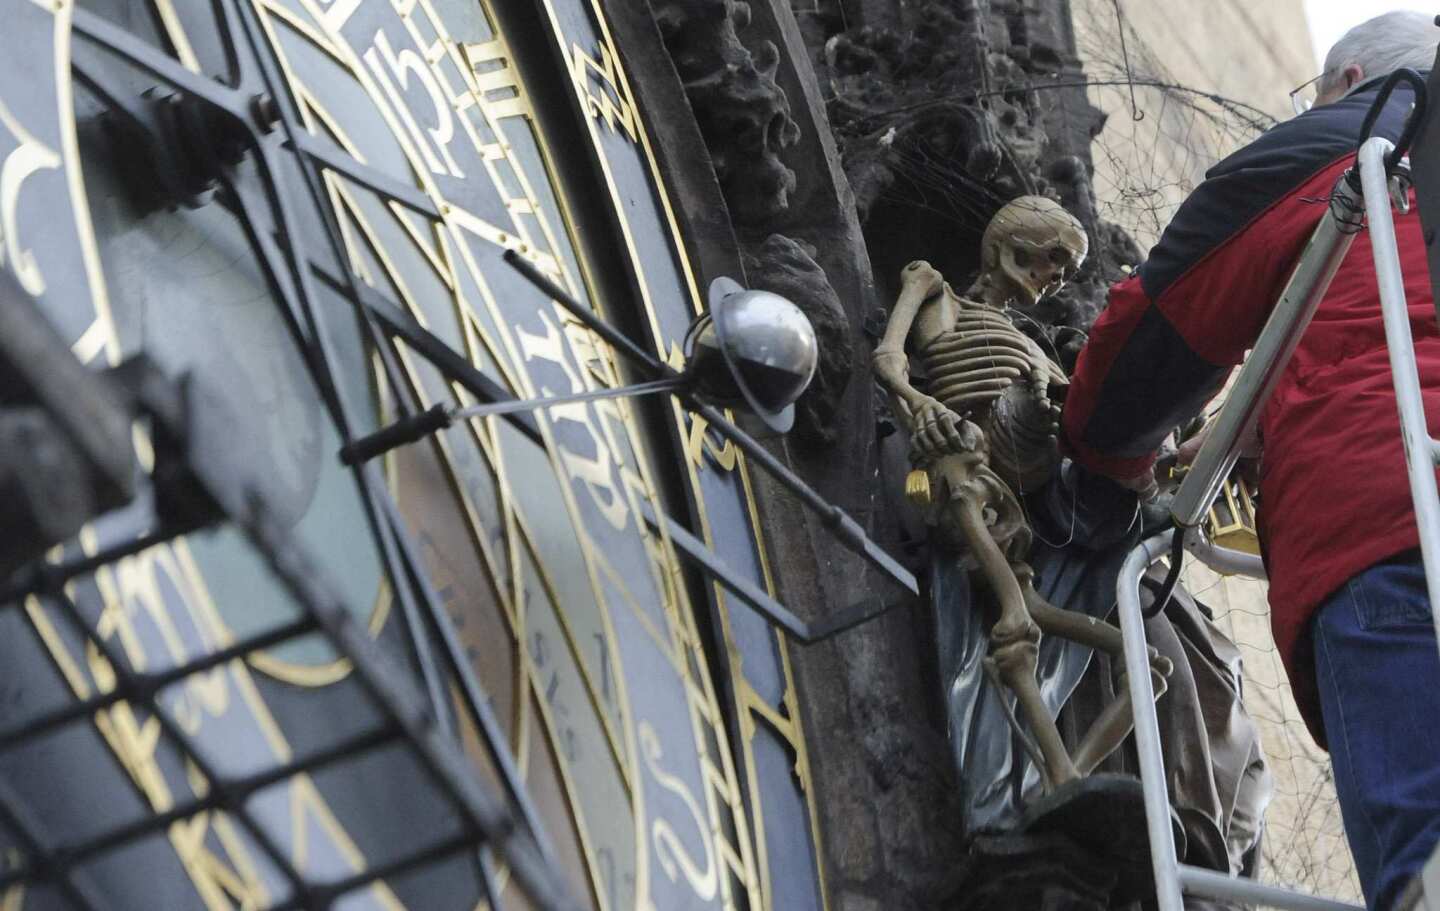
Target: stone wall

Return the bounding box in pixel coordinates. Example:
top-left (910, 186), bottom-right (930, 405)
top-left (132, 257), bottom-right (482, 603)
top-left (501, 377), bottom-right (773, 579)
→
top-left (639, 1), bottom-right (1146, 906)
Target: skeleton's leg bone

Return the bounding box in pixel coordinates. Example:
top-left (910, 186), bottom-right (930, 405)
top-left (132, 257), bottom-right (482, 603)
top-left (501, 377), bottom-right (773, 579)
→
top-left (955, 496), bottom-right (1080, 789)
top-left (1024, 588), bottom-right (1174, 680)
top-left (1072, 690), bottom-right (1136, 776)
top-left (1026, 589), bottom-right (1127, 653)
top-left (1071, 664), bottom-right (1171, 776)
top-left (990, 630), bottom-right (1080, 789)
top-left (1020, 583), bottom-right (1173, 774)
top-left (983, 655), bottom-right (1049, 775)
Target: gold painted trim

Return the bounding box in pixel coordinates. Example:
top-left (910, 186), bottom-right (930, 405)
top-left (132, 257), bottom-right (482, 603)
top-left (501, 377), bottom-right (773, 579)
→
top-left (1, 883), bottom-right (23, 911)
top-left (54, 0), bottom-right (118, 368)
top-left (151, 0), bottom-right (202, 72)
top-left (527, 0), bottom-right (762, 889)
top-left (243, 579), bottom-right (392, 686)
top-left (518, 0), bottom-right (831, 906)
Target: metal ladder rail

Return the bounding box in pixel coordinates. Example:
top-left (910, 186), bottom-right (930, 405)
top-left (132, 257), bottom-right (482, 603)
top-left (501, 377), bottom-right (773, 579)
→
top-left (1362, 132), bottom-right (1440, 911)
top-left (1362, 136), bottom-right (1440, 628)
top-left (1114, 133), bottom-right (1438, 911)
top-left (1118, 531), bottom-right (1362, 911)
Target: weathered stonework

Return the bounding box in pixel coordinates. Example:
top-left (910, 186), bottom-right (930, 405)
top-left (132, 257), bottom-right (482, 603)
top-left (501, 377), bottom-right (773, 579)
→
top-left (817, 0), bottom-right (1139, 335)
top-left (650, 0), bottom-right (802, 223)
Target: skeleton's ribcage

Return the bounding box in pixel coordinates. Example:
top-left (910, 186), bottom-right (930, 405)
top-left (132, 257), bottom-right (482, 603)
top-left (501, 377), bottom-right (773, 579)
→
top-left (916, 313), bottom-right (1046, 419)
top-left (917, 312), bottom-right (1064, 492)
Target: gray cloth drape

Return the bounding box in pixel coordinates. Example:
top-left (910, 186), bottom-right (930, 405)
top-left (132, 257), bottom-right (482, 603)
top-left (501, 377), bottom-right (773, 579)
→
top-left (935, 463), bottom-right (1271, 897)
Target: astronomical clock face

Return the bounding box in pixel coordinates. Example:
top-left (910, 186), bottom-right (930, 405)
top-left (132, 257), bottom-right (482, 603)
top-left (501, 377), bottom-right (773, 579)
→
top-left (0, 1), bottom-right (825, 910)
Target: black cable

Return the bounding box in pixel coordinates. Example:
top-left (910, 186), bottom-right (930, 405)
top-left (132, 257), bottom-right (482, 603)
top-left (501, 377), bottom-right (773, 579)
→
top-left (1142, 531), bottom-right (1186, 619)
top-left (1349, 67), bottom-right (1429, 193)
top-left (1326, 171), bottom-right (1368, 234)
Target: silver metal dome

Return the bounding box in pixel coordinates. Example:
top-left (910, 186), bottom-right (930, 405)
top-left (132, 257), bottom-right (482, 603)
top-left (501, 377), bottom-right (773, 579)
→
top-left (682, 277), bottom-right (819, 433)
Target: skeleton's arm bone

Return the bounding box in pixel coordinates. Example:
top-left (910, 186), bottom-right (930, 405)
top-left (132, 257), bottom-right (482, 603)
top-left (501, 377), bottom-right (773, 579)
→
top-left (873, 261), bottom-right (944, 416)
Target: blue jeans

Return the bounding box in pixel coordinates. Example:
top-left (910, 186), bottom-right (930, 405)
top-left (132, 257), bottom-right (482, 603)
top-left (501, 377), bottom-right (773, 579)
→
top-left (1314, 554), bottom-right (1440, 909)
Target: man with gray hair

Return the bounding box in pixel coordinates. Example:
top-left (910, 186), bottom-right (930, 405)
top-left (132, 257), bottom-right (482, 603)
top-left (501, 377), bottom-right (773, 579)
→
top-left (1302, 11), bottom-right (1440, 113)
top-left (1063, 11), bottom-right (1440, 908)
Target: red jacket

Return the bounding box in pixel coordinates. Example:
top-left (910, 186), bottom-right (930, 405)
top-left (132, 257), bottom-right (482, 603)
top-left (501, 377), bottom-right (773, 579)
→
top-left (1062, 76), bottom-right (1435, 744)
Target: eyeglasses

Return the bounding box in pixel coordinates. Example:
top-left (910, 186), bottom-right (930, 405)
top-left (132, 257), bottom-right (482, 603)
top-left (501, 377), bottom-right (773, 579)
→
top-left (1289, 70), bottom-right (1331, 116)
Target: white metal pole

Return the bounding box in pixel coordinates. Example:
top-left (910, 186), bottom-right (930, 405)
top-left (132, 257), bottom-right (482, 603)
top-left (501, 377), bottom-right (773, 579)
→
top-left (1121, 532), bottom-right (1366, 910)
top-left (1184, 533), bottom-right (1267, 580)
top-left (1116, 532), bottom-right (1184, 911)
top-left (1172, 178), bottom-right (1361, 528)
top-left (1359, 137), bottom-right (1440, 644)
top-left (1177, 864), bottom-right (1364, 910)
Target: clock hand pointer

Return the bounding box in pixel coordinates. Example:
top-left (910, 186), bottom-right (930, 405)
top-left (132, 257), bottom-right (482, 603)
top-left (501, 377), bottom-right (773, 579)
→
top-left (503, 251), bottom-right (922, 597)
top-left (338, 374), bottom-right (688, 466)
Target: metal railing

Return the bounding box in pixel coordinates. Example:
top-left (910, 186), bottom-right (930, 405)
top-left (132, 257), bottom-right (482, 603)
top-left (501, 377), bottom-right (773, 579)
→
top-left (1116, 84), bottom-right (1440, 908)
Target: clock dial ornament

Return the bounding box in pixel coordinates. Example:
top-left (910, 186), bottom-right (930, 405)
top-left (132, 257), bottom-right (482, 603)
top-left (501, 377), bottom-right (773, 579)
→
top-left (1, 2), bottom-right (588, 909)
top-left (528, 3), bottom-right (843, 909)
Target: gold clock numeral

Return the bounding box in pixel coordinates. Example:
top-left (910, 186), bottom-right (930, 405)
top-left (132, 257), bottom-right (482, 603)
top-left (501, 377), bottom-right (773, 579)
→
top-left (0, 94), bottom-right (62, 296)
top-left (639, 722), bottom-right (719, 901)
top-left (568, 43), bottom-right (638, 143)
top-left (591, 632), bottom-right (612, 705)
top-left (461, 37), bottom-right (528, 122)
top-left (363, 29), bottom-right (466, 179)
top-left (317, 0), bottom-right (364, 32)
top-left (682, 414), bottom-right (739, 473)
top-left (172, 810), bottom-right (270, 911)
top-left (513, 310), bottom-right (632, 533)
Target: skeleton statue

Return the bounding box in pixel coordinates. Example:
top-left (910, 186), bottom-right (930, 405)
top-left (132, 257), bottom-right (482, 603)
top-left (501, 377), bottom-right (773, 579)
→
top-left (873, 196), bottom-right (1173, 792)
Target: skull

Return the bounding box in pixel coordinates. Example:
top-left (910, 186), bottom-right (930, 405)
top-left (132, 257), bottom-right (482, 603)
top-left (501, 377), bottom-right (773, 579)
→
top-left (980, 196), bottom-right (1088, 310)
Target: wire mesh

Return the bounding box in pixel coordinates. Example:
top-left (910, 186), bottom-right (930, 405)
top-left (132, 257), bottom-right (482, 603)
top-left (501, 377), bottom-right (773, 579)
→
top-left (1183, 564), bottom-right (1364, 904)
top-left (0, 485), bottom-right (571, 911)
top-left (0, 3), bottom-right (577, 908)
top-left (1069, 1), bottom-right (1285, 253)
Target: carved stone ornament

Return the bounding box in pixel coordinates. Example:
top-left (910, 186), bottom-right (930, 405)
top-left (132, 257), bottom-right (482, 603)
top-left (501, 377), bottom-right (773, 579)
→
top-left (651, 0), bottom-right (802, 224)
top-left (871, 196), bottom-right (1171, 795)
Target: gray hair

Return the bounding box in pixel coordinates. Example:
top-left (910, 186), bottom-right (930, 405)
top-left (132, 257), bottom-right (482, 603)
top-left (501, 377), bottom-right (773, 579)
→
top-left (1321, 11), bottom-right (1440, 96)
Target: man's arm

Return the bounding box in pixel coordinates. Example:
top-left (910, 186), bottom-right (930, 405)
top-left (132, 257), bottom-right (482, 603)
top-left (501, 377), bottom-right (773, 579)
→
top-left (1061, 80), bottom-right (1415, 482)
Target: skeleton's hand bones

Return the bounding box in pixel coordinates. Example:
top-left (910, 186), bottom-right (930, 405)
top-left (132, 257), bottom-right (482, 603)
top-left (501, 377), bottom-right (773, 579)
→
top-left (905, 396), bottom-right (981, 463)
